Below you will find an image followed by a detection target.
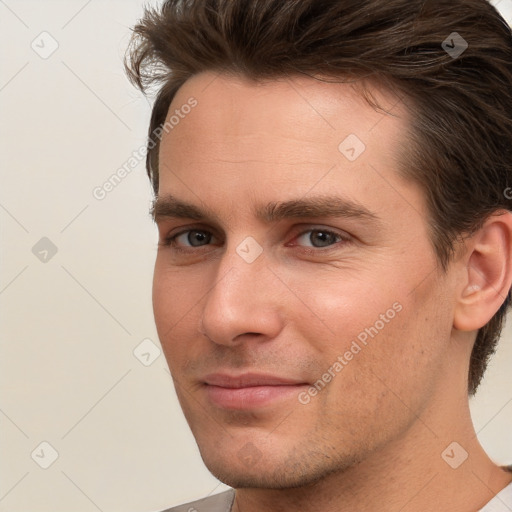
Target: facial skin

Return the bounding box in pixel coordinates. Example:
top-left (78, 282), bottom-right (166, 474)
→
top-left (152, 71), bottom-right (512, 511)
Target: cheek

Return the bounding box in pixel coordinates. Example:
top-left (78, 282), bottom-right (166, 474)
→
top-left (152, 263), bottom-right (173, 333)
top-left (152, 258), bottom-right (205, 326)
top-left (151, 263), bottom-right (199, 364)
top-left (347, 282), bottom-right (453, 409)
top-left (284, 267), bottom-right (404, 355)
top-left (293, 267), bottom-right (452, 395)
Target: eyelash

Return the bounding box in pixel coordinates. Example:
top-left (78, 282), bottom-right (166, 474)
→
top-left (159, 226), bottom-right (351, 254)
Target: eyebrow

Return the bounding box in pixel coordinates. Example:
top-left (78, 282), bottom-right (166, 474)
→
top-left (151, 193), bottom-right (381, 227)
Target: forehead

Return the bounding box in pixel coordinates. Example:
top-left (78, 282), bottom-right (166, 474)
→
top-left (165, 71), bottom-right (407, 152)
top-left (157, 71), bottom-right (419, 225)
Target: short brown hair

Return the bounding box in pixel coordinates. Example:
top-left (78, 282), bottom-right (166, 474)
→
top-left (125, 0), bottom-right (512, 395)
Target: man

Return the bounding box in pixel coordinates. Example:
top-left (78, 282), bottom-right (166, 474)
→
top-left (125, 0), bottom-right (512, 510)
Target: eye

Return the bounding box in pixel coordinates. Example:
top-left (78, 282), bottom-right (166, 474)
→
top-left (161, 228), bottom-right (217, 249)
top-left (159, 226), bottom-right (350, 253)
top-left (292, 228), bottom-right (347, 249)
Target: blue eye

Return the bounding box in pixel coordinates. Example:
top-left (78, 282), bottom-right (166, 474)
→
top-left (294, 229), bottom-right (344, 248)
top-left (163, 229), bottom-right (215, 248)
top-left (160, 226), bottom-right (349, 253)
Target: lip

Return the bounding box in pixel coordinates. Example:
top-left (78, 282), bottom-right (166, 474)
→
top-left (204, 372), bottom-right (307, 388)
top-left (202, 373), bottom-right (309, 410)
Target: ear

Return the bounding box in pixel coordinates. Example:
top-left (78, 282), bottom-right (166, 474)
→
top-left (453, 211), bottom-right (512, 331)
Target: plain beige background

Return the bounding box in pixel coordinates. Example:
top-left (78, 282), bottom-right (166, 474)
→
top-left (1, 1), bottom-right (511, 511)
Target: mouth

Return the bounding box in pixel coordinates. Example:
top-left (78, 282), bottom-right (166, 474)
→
top-left (202, 372), bottom-right (309, 410)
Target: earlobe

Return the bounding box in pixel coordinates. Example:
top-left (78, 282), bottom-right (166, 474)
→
top-left (453, 211), bottom-right (512, 332)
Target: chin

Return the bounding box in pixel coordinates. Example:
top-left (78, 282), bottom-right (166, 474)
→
top-left (198, 442), bottom-right (359, 490)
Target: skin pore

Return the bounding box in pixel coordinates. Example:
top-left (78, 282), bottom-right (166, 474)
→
top-left (152, 71), bottom-right (512, 512)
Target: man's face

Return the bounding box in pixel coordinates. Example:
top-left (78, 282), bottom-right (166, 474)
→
top-left (152, 72), bottom-right (458, 488)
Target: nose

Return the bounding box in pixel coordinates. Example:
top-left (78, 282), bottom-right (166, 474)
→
top-left (199, 243), bottom-right (283, 346)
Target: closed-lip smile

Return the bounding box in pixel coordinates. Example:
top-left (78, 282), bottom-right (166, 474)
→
top-left (202, 372), bottom-right (309, 409)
